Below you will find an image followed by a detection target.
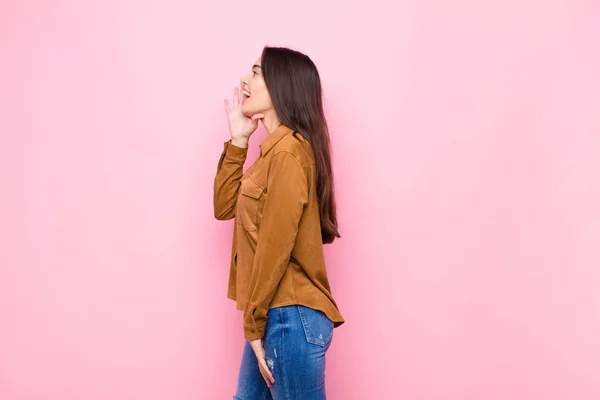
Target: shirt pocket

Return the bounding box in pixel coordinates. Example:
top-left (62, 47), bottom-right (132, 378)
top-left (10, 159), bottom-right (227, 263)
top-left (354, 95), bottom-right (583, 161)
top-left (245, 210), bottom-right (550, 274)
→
top-left (236, 178), bottom-right (264, 232)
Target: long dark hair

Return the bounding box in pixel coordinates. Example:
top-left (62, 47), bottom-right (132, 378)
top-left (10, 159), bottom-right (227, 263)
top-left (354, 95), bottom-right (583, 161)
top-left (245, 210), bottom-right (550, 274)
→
top-left (261, 46), bottom-right (340, 244)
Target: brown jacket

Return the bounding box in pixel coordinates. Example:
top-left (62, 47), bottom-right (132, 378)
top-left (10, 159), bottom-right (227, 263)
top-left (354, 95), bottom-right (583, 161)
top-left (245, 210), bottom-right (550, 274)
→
top-left (213, 123), bottom-right (345, 340)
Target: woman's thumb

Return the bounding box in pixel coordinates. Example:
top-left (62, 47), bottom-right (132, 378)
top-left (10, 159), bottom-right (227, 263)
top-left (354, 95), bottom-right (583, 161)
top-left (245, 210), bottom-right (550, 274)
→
top-left (251, 113), bottom-right (264, 121)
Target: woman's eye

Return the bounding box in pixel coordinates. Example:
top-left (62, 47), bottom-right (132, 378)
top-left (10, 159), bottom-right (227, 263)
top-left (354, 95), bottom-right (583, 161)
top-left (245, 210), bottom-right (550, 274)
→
top-left (253, 71), bottom-right (258, 76)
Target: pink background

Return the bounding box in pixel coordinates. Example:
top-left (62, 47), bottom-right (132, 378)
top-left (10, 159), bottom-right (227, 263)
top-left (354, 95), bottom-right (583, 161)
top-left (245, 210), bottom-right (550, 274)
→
top-left (1, 1), bottom-right (599, 399)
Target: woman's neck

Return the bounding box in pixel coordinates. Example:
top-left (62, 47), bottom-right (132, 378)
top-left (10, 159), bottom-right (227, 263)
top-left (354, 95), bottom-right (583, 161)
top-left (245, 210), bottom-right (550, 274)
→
top-left (261, 111), bottom-right (282, 134)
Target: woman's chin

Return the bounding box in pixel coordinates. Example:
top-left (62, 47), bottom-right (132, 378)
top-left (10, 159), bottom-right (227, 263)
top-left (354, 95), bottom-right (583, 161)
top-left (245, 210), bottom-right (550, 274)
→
top-left (241, 106), bottom-right (254, 118)
top-left (241, 104), bottom-right (248, 115)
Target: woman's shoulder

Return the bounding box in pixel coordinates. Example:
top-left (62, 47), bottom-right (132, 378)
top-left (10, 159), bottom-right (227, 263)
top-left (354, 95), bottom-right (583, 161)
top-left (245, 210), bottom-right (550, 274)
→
top-left (271, 131), bottom-right (315, 165)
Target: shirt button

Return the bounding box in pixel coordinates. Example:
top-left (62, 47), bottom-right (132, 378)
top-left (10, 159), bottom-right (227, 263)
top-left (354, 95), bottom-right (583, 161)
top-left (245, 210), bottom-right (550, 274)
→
top-left (251, 330), bottom-right (256, 333)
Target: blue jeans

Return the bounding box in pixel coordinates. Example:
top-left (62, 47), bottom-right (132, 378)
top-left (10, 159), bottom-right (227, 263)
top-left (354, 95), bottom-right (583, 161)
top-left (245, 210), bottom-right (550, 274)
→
top-left (233, 304), bottom-right (335, 399)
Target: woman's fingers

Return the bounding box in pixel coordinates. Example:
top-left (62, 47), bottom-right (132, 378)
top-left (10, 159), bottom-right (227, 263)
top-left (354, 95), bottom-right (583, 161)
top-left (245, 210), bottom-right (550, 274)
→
top-left (232, 87), bottom-right (239, 108)
top-left (257, 360), bottom-right (269, 387)
top-left (260, 358), bottom-right (275, 382)
top-left (258, 358), bottom-right (274, 386)
top-left (260, 369), bottom-right (271, 388)
top-left (259, 358), bottom-right (275, 383)
top-left (238, 83), bottom-right (243, 104)
top-left (224, 99), bottom-right (231, 115)
top-left (259, 344), bottom-right (273, 383)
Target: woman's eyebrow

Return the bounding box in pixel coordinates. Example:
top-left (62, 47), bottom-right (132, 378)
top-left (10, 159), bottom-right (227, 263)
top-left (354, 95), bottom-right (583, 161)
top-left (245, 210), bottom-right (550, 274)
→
top-left (252, 65), bottom-right (262, 70)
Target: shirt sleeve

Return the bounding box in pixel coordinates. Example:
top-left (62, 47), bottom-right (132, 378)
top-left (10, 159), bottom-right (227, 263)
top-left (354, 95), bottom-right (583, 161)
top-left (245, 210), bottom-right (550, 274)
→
top-left (243, 151), bottom-right (309, 340)
top-left (213, 140), bottom-right (248, 220)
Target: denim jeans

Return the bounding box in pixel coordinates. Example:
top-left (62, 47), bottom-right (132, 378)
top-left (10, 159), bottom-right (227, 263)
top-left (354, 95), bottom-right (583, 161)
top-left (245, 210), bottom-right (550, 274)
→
top-left (233, 304), bottom-right (335, 400)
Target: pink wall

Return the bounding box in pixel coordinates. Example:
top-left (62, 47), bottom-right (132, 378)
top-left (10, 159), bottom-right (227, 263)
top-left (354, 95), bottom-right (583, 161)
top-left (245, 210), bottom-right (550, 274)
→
top-left (1, 1), bottom-right (599, 399)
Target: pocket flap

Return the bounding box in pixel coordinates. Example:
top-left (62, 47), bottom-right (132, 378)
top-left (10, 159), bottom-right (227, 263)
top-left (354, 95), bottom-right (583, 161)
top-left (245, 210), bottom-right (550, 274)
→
top-left (241, 181), bottom-right (264, 199)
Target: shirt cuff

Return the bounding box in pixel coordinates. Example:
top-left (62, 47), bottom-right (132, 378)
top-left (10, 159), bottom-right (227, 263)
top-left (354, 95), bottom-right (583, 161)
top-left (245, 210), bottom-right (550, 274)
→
top-left (244, 320), bottom-right (267, 341)
top-left (223, 140), bottom-right (248, 163)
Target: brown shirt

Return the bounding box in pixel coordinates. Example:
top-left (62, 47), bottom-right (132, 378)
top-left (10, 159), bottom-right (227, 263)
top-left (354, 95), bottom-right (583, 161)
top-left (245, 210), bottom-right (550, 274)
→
top-left (213, 123), bottom-right (345, 340)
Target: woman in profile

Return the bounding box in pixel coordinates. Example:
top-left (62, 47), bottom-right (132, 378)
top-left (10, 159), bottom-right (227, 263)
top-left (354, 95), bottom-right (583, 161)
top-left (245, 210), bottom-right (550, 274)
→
top-left (213, 45), bottom-right (345, 399)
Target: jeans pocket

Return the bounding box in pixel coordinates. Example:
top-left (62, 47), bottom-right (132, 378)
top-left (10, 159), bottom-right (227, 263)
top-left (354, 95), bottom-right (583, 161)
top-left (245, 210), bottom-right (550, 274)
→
top-left (297, 305), bottom-right (334, 347)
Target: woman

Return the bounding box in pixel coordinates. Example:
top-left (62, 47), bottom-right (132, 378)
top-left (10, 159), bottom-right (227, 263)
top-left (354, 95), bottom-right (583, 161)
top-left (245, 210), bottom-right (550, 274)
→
top-left (213, 46), bottom-right (345, 399)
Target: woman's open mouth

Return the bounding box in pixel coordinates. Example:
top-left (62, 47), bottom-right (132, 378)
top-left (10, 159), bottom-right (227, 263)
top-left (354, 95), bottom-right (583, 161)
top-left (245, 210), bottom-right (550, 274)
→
top-left (242, 89), bottom-right (251, 102)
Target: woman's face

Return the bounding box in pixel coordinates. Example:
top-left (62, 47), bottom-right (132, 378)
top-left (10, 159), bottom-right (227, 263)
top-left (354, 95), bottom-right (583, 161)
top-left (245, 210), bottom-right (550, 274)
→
top-left (240, 56), bottom-right (273, 117)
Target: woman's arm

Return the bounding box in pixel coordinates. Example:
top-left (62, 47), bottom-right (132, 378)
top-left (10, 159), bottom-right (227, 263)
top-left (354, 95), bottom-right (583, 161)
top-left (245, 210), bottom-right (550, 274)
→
top-left (242, 151), bottom-right (309, 340)
top-left (213, 140), bottom-right (248, 220)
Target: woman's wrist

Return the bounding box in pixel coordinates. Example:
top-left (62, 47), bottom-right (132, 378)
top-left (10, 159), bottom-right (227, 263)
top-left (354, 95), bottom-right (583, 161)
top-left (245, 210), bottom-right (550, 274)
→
top-left (231, 138), bottom-right (249, 148)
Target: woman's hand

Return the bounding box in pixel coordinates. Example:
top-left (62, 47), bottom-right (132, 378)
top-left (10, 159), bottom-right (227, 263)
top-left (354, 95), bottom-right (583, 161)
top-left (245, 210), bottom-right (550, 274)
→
top-left (224, 84), bottom-right (264, 146)
top-left (249, 338), bottom-right (275, 388)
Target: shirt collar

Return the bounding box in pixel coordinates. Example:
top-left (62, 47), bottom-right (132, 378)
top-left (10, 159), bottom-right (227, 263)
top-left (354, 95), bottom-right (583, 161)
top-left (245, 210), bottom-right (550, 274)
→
top-left (259, 123), bottom-right (295, 157)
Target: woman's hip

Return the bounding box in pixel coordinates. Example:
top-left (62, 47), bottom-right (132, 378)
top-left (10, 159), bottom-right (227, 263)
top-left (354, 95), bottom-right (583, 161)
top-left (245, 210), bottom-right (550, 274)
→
top-left (263, 305), bottom-right (334, 391)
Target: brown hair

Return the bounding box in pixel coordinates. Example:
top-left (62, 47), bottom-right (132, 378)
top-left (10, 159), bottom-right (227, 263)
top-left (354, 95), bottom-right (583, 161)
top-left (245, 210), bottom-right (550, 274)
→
top-left (261, 46), bottom-right (341, 244)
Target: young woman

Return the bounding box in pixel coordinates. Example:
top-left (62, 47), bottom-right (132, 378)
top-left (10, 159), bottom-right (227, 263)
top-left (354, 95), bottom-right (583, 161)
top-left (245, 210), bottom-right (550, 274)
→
top-left (213, 46), bottom-right (345, 399)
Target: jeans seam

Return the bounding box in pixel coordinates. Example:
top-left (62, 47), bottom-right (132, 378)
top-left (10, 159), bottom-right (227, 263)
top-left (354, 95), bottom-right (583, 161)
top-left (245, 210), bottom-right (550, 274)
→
top-left (278, 307), bottom-right (284, 344)
top-left (278, 306), bottom-right (292, 399)
top-left (325, 316), bottom-right (334, 345)
top-left (297, 305), bottom-right (309, 342)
